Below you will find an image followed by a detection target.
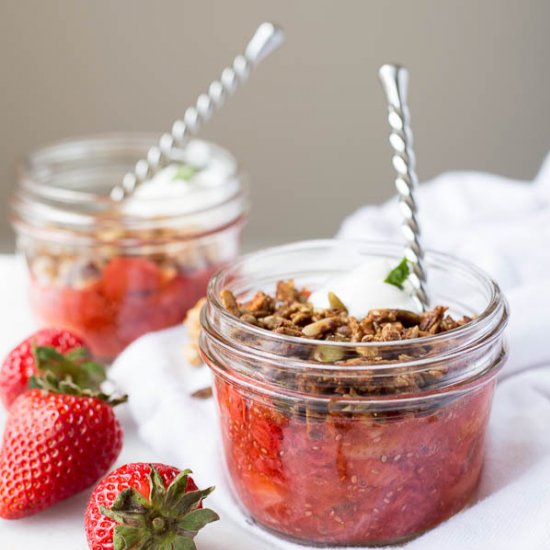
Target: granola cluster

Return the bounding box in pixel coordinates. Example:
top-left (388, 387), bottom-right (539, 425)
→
top-left (220, 280), bottom-right (471, 344)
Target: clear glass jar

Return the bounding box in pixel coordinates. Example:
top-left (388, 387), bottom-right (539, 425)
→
top-left (11, 134), bottom-right (248, 360)
top-left (200, 240), bottom-right (509, 547)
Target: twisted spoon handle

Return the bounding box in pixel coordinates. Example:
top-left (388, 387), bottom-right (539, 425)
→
top-left (111, 22), bottom-right (285, 201)
top-left (378, 64), bottom-right (429, 310)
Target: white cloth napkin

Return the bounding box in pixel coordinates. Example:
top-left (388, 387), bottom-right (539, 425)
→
top-left (110, 153), bottom-right (550, 550)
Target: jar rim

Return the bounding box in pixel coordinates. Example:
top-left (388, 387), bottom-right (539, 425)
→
top-left (201, 239), bottom-right (509, 399)
top-left (205, 239), bottom-right (508, 354)
top-left (202, 334), bottom-right (504, 403)
top-left (11, 133), bottom-right (249, 238)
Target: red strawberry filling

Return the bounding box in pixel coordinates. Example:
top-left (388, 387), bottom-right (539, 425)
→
top-left (29, 258), bottom-right (218, 360)
top-left (214, 375), bottom-right (495, 546)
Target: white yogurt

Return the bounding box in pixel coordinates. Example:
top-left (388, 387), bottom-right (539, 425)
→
top-left (309, 258), bottom-right (421, 318)
top-left (122, 141), bottom-right (238, 218)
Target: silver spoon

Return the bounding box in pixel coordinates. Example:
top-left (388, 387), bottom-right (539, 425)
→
top-left (111, 21), bottom-right (285, 201)
top-left (378, 64), bottom-right (429, 310)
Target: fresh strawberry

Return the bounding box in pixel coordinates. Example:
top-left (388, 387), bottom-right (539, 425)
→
top-left (85, 463), bottom-right (218, 550)
top-left (0, 328), bottom-right (96, 408)
top-left (0, 375), bottom-right (125, 519)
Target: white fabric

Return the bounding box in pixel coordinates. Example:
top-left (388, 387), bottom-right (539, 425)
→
top-left (110, 154), bottom-right (550, 549)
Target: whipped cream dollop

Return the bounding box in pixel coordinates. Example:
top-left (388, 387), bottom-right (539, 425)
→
top-left (308, 258), bottom-right (421, 318)
top-left (121, 141), bottom-right (238, 218)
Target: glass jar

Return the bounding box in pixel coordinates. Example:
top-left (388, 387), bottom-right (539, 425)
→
top-left (11, 134), bottom-right (248, 360)
top-left (200, 240), bottom-right (509, 547)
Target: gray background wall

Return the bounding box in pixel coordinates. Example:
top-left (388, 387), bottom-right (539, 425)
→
top-left (1, 0), bottom-right (549, 252)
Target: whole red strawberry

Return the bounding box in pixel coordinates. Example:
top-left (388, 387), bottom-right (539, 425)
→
top-left (0, 328), bottom-right (91, 408)
top-left (85, 463), bottom-right (218, 550)
top-left (0, 376), bottom-right (125, 519)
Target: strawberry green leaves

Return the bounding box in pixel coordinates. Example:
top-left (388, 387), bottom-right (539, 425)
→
top-left (30, 371), bottom-right (127, 407)
top-left (384, 258), bottom-right (411, 290)
top-left (177, 508), bottom-right (219, 533)
top-left (101, 465), bottom-right (218, 550)
top-left (33, 345), bottom-right (106, 393)
top-left (29, 345), bottom-right (127, 405)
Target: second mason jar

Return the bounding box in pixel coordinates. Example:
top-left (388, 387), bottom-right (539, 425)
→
top-left (11, 134), bottom-right (248, 360)
top-left (200, 240), bottom-right (509, 547)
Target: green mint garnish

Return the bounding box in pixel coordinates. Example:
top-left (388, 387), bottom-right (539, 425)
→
top-left (172, 164), bottom-right (200, 182)
top-left (384, 257), bottom-right (410, 290)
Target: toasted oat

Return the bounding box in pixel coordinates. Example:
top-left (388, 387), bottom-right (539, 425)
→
top-left (220, 289), bottom-right (240, 316)
top-left (191, 386), bottom-right (213, 399)
top-left (302, 317), bottom-right (343, 338)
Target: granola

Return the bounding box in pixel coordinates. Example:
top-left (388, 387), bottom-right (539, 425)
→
top-left (216, 280), bottom-right (473, 397)
top-left (221, 279), bottom-right (471, 344)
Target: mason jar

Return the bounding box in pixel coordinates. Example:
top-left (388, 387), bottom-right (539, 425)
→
top-left (200, 240), bottom-right (509, 547)
top-left (11, 134), bottom-right (248, 360)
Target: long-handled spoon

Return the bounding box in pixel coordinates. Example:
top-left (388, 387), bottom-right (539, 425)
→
top-left (111, 21), bottom-right (285, 201)
top-left (378, 64), bottom-right (429, 310)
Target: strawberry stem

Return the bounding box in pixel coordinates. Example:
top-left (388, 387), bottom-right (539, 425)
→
top-left (30, 372), bottom-right (127, 407)
top-left (101, 465), bottom-right (218, 548)
top-left (32, 344), bottom-right (107, 392)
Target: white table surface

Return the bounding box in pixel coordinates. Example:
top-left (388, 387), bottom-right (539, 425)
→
top-left (0, 255), bottom-right (267, 549)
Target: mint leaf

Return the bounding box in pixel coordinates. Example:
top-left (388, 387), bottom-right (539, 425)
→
top-left (173, 165), bottom-right (199, 182)
top-left (384, 258), bottom-right (410, 290)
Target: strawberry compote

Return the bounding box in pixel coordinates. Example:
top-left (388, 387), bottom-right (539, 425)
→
top-left (12, 135), bottom-right (248, 360)
top-left (29, 257), bottom-right (219, 360)
top-left (199, 240), bottom-right (509, 546)
top-left (214, 378), bottom-right (494, 545)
